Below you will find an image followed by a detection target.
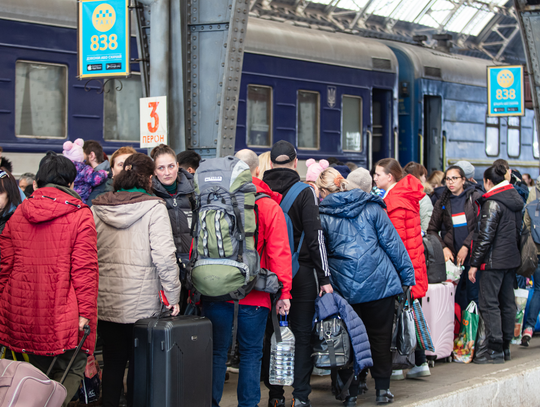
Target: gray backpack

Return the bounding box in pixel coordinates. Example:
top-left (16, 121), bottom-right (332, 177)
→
top-left (190, 156), bottom-right (260, 301)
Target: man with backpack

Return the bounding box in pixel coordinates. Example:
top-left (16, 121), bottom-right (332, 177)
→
top-left (262, 140), bottom-right (333, 407)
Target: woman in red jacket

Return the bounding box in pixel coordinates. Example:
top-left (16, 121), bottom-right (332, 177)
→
top-left (0, 152), bottom-right (99, 407)
top-left (374, 158), bottom-right (429, 380)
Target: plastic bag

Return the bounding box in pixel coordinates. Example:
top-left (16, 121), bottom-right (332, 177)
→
top-left (391, 288), bottom-right (417, 356)
top-left (446, 260), bottom-right (464, 282)
top-left (453, 301), bottom-right (479, 363)
top-left (512, 289), bottom-right (529, 345)
top-left (79, 355), bottom-right (101, 404)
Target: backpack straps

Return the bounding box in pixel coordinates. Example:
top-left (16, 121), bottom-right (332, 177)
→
top-left (280, 182), bottom-right (310, 214)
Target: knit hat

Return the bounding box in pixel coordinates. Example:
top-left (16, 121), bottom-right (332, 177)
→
top-left (306, 159), bottom-right (329, 182)
top-left (455, 160), bottom-right (475, 179)
top-left (347, 168), bottom-right (372, 193)
top-left (63, 138), bottom-right (85, 163)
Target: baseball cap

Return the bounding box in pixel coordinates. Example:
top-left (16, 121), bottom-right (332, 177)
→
top-left (270, 140), bottom-right (297, 164)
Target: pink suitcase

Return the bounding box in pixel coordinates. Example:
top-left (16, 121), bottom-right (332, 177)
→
top-left (423, 282), bottom-right (455, 361)
top-left (0, 359), bottom-right (67, 407)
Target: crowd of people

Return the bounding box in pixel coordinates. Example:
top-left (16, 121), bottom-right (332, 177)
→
top-left (0, 138), bottom-right (535, 407)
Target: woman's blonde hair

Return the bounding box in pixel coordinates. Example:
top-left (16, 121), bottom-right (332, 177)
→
top-left (316, 167), bottom-right (349, 194)
top-left (258, 151), bottom-right (271, 179)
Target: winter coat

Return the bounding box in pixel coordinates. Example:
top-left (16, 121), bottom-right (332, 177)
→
top-left (524, 183), bottom-right (540, 254)
top-left (87, 161), bottom-right (112, 206)
top-left (427, 184), bottom-right (483, 256)
top-left (313, 292), bottom-right (373, 374)
top-left (263, 168), bottom-right (330, 285)
top-left (152, 169), bottom-right (195, 263)
top-left (470, 182), bottom-right (524, 271)
top-left (237, 178), bottom-right (293, 309)
top-left (384, 175), bottom-right (428, 299)
top-left (73, 161), bottom-right (108, 204)
top-left (319, 189), bottom-right (415, 305)
top-left (92, 191), bottom-right (181, 324)
top-left (0, 186), bottom-right (98, 356)
top-left (419, 194), bottom-right (433, 232)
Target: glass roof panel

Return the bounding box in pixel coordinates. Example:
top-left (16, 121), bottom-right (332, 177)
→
top-left (445, 5), bottom-right (479, 33)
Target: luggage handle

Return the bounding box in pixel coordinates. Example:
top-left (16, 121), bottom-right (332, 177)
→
top-left (46, 325), bottom-right (90, 385)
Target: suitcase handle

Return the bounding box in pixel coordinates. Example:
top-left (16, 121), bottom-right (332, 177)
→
top-left (46, 325), bottom-right (91, 384)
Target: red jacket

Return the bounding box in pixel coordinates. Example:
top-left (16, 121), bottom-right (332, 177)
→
top-left (239, 178), bottom-right (293, 309)
top-left (0, 187), bottom-right (99, 356)
top-left (384, 175), bottom-right (428, 299)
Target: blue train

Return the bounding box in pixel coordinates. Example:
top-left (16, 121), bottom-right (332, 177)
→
top-left (0, 0), bottom-right (537, 180)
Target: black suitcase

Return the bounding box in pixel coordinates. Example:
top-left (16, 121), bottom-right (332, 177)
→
top-left (133, 315), bottom-right (213, 407)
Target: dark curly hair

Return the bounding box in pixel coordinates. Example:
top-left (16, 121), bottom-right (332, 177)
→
top-left (439, 165), bottom-right (466, 209)
top-left (113, 153), bottom-right (154, 193)
top-left (36, 151), bottom-right (77, 189)
top-left (0, 169), bottom-right (22, 216)
top-left (484, 164), bottom-right (507, 186)
top-left (150, 144), bottom-right (176, 161)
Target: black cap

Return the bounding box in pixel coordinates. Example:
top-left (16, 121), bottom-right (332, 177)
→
top-left (270, 140), bottom-right (297, 164)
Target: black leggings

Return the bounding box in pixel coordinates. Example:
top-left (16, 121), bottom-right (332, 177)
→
top-left (98, 320), bottom-right (135, 407)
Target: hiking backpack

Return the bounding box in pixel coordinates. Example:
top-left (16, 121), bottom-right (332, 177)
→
top-left (190, 156), bottom-right (260, 301)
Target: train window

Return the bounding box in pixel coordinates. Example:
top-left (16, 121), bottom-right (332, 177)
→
top-left (507, 117), bottom-right (521, 158)
top-left (103, 77), bottom-right (142, 142)
top-left (297, 91), bottom-right (320, 149)
top-left (534, 120), bottom-right (539, 159)
top-left (247, 85), bottom-right (272, 147)
top-left (15, 61), bottom-right (67, 139)
top-left (342, 96), bottom-right (362, 152)
top-left (485, 116), bottom-right (499, 157)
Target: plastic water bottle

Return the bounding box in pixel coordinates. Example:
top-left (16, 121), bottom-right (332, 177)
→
top-left (269, 317), bottom-right (295, 386)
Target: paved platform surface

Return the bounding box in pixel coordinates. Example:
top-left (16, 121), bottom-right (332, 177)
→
top-left (220, 340), bottom-right (540, 407)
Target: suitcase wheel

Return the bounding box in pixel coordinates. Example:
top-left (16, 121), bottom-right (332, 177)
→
top-left (428, 360), bottom-right (435, 368)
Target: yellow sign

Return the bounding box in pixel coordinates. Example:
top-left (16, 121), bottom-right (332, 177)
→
top-left (496, 69), bottom-right (514, 88)
top-left (92, 4), bottom-right (116, 32)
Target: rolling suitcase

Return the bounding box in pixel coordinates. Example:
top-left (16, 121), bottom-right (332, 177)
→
top-left (423, 283), bottom-right (455, 361)
top-left (133, 315), bottom-right (212, 407)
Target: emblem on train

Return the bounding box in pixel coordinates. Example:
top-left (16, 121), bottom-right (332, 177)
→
top-left (92, 4), bottom-right (116, 32)
top-left (327, 86), bottom-right (336, 108)
top-left (497, 70), bottom-right (514, 88)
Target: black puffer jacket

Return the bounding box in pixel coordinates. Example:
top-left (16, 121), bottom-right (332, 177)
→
top-left (470, 183), bottom-right (524, 270)
top-left (152, 169), bottom-right (195, 262)
top-left (427, 184), bottom-right (483, 256)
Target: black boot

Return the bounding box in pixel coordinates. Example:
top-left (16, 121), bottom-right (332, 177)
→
top-left (503, 341), bottom-right (511, 361)
top-left (343, 396), bottom-right (357, 407)
top-left (473, 348), bottom-right (504, 364)
top-left (376, 389), bottom-right (394, 404)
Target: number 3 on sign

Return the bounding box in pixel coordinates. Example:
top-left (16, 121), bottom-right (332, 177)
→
top-left (147, 102), bottom-right (159, 133)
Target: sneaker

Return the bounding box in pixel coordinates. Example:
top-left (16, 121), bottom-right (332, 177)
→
top-left (521, 328), bottom-right (533, 347)
top-left (473, 349), bottom-right (504, 364)
top-left (227, 353), bottom-right (240, 373)
top-left (291, 399), bottom-right (310, 407)
top-left (376, 389), bottom-right (394, 404)
top-left (268, 398), bottom-right (285, 407)
top-left (390, 370), bottom-right (404, 381)
top-left (343, 396), bottom-right (357, 407)
top-left (406, 362), bottom-right (431, 379)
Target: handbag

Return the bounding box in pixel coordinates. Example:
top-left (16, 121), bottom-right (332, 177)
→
top-left (517, 226), bottom-right (538, 278)
top-left (391, 349), bottom-right (415, 370)
top-left (391, 287), bottom-right (417, 356)
top-left (311, 316), bottom-right (352, 369)
top-left (412, 299), bottom-right (435, 352)
top-left (254, 268), bottom-right (282, 294)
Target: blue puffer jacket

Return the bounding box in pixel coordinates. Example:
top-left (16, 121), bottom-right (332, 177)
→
top-left (319, 189), bottom-right (415, 304)
top-left (313, 293), bottom-right (373, 374)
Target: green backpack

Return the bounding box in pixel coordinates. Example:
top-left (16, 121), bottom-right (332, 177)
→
top-left (190, 156), bottom-right (260, 301)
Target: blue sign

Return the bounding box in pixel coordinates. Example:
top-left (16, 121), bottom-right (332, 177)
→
top-left (78, 0), bottom-right (130, 79)
top-left (487, 65), bottom-right (524, 117)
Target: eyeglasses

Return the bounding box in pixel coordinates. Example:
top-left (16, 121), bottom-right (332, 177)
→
top-left (445, 176), bottom-right (463, 183)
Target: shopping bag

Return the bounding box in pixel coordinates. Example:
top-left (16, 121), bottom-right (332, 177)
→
top-left (391, 288), bottom-right (417, 356)
top-left (512, 288), bottom-right (529, 344)
top-left (78, 355), bottom-right (101, 404)
top-left (452, 301), bottom-right (479, 363)
top-left (411, 299), bottom-right (435, 352)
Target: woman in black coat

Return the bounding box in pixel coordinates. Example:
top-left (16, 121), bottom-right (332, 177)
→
top-left (469, 164), bottom-right (523, 364)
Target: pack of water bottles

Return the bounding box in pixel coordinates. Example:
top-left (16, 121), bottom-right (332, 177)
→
top-left (269, 315), bottom-right (295, 386)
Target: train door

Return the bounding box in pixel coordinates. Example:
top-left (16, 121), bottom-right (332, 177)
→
top-left (423, 96), bottom-right (442, 172)
top-left (372, 89), bottom-right (392, 167)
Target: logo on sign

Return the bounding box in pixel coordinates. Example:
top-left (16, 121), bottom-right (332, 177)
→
top-left (327, 86), bottom-right (336, 108)
top-left (93, 4), bottom-right (116, 32)
top-left (497, 70), bottom-right (514, 88)
top-left (205, 177), bottom-right (223, 182)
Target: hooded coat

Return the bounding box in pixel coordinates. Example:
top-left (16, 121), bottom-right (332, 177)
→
top-left (319, 189), bottom-right (415, 305)
top-left (384, 175), bottom-right (428, 299)
top-left (92, 191), bottom-right (181, 324)
top-left (470, 182), bottom-right (524, 271)
top-left (0, 186), bottom-right (98, 356)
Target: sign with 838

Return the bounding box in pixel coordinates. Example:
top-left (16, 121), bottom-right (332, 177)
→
top-left (78, 0), bottom-right (130, 79)
top-left (487, 65), bottom-right (524, 117)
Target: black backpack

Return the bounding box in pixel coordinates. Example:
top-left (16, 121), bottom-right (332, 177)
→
top-left (423, 234), bottom-right (446, 283)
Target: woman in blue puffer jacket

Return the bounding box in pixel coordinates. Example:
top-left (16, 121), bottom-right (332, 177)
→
top-left (317, 167), bottom-right (416, 406)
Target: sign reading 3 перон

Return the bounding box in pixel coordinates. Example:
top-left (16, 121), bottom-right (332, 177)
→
top-left (78, 0), bottom-right (130, 79)
top-left (487, 65), bottom-right (524, 117)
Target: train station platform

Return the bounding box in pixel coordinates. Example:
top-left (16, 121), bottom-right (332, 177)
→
top-left (220, 341), bottom-right (540, 407)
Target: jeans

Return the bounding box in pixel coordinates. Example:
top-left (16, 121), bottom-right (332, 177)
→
top-left (525, 256), bottom-right (540, 330)
top-left (203, 301), bottom-right (269, 407)
top-left (264, 265), bottom-right (318, 402)
top-left (98, 320), bottom-right (135, 407)
top-left (478, 269), bottom-right (517, 352)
